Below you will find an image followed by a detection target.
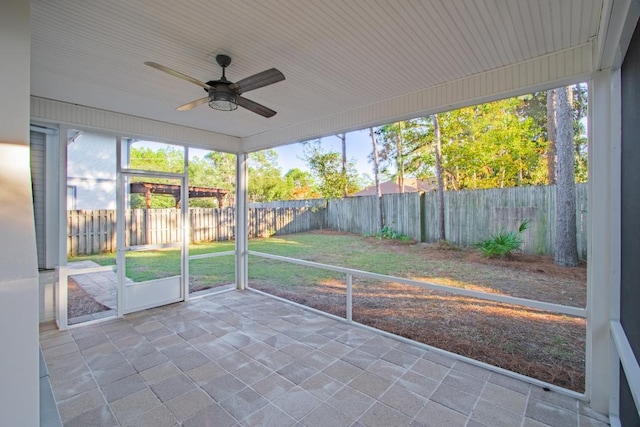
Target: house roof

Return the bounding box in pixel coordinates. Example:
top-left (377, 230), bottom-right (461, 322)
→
top-left (30, 1), bottom-right (606, 154)
top-left (352, 178), bottom-right (435, 197)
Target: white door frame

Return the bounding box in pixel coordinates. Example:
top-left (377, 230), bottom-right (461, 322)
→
top-left (116, 139), bottom-right (189, 316)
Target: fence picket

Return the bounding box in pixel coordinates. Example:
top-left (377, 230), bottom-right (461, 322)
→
top-left (66, 184), bottom-right (587, 259)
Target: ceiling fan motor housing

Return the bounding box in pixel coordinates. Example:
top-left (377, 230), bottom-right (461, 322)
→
top-left (216, 54), bottom-right (232, 68)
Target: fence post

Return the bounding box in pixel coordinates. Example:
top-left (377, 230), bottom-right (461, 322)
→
top-left (420, 192), bottom-right (426, 243)
top-left (346, 273), bottom-right (352, 323)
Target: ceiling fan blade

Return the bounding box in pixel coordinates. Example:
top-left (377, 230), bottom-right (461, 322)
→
top-left (236, 96), bottom-right (277, 118)
top-left (177, 97), bottom-right (208, 111)
top-left (229, 68), bottom-right (285, 94)
top-left (144, 62), bottom-right (211, 90)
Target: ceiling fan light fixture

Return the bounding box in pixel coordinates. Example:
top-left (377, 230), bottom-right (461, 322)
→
top-left (145, 56), bottom-right (283, 117)
top-left (208, 91), bottom-right (237, 111)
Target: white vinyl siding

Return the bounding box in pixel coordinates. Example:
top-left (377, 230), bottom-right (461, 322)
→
top-left (30, 97), bottom-right (241, 154)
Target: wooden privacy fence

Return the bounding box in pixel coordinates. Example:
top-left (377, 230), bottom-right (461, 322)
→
top-left (67, 210), bottom-right (117, 256)
top-left (422, 184), bottom-right (588, 259)
top-left (327, 193), bottom-right (423, 241)
top-left (68, 184), bottom-right (588, 259)
top-left (327, 183), bottom-right (588, 259)
top-left (67, 206), bottom-right (325, 255)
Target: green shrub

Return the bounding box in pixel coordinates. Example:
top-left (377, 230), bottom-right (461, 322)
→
top-left (475, 220), bottom-right (529, 259)
top-left (379, 225), bottom-right (410, 242)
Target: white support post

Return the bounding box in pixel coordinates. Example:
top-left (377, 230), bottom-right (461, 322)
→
top-left (587, 68), bottom-right (621, 415)
top-left (182, 147), bottom-right (190, 301)
top-left (115, 137), bottom-right (125, 317)
top-left (608, 68), bottom-right (623, 421)
top-left (235, 153), bottom-right (248, 290)
top-left (57, 126), bottom-right (69, 329)
top-left (44, 128), bottom-right (61, 270)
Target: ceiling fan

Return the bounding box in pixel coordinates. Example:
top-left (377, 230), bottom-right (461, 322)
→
top-left (145, 54), bottom-right (285, 118)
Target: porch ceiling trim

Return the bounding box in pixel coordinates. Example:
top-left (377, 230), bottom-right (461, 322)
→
top-left (30, 96), bottom-right (241, 153)
top-left (242, 43), bottom-right (593, 152)
top-left (31, 42), bottom-right (594, 154)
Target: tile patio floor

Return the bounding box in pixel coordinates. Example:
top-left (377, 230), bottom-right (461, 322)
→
top-left (40, 290), bottom-right (609, 427)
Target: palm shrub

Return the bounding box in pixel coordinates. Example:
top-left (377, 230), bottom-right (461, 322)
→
top-left (475, 219), bottom-right (530, 259)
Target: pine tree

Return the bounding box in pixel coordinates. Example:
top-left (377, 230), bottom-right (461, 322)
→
top-left (554, 87), bottom-right (579, 267)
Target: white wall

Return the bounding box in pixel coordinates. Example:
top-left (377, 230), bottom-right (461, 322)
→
top-left (67, 132), bottom-right (117, 209)
top-left (0, 1), bottom-right (41, 426)
top-left (39, 271), bottom-right (56, 323)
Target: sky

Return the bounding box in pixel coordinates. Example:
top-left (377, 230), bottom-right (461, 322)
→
top-left (185, 128), bottom-right (376, 178)
top-left (272, 129), bottom-right (375, 178)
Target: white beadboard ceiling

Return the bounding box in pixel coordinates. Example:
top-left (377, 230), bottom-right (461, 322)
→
top-left (30, 0), bottom-right (604, 152)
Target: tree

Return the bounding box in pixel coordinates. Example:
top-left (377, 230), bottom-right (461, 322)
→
top-left (188, 151), bottom-right (236, 207)
top-left (337, 133), bottom-right (348, 198)
top-left (519, 86), bottom-right (588, 184)
top-left (128, 145), bottom-right (184, 173)
top-left (553, 87), bottom-right (579, 267)
top-left (200, 151), bottom-right (236, 190)
top-left (376, 122), bottom-right (410, 192)
top-left (376, 119), bottom-right (433, 189)
top-left (432, 114), bottom-right (446, 242)
top-left (248, 150), bottom-right (288, 202)
top-left (302, 140), bottom-right (360, 199)
top-left (436, 98), bottom-right (548, 190)
top-left (570, 84), bottom-right (589, 183)
top-left (128, 146), bottom-right (185, 209)
top-left (396, 122), bottom-right (405, 193)
top-left (546, 89), bottom-right (557, 185)
top-left (284, 168), bottom-right (319, 200)
top-left (369, 128), bottom-right (384, 231)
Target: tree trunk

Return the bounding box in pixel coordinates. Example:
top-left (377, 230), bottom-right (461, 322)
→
top-left (432, 114), bottom-right (446, 242)
top-left (546, 89), bottom-right (557, 185)
top-left (395, 122), bottom-right (405, 193)
top-left (370, 128), bottom-right (384, 231)
top-left (554, 86), bottom-right (578, 267)
top-left (338, 133), bottom-right (348, 198)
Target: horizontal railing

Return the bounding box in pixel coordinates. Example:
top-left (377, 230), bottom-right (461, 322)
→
top-left (247, 250), bottom-right (588, 399)
top-left (610, 320), bottom-right (640, 416)
top-left (248, 250), bottom-right (586, 318)
top-left (188, 250), bottom-right (235, 261)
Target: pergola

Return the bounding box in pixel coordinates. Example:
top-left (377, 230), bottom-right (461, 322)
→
top-left (130, 182), bottom-right (230, 208)
top-left (1, 1), bottom-right (639, 425)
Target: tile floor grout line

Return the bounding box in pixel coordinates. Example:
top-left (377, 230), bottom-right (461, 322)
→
top-left (520, 382), bottom-right (534, 427)
top-left (465, 374), bottom-right (489, 427)
top-left (107, 307), bottom-right (209, 426)
top-left (45, 291), bottom-right (593, 427)
top-left (150, 300), bottom-right (246, 425)
top-left (66, 322), bottom-right (121, 426)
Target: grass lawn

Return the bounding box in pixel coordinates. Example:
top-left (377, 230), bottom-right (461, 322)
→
top-left (70, 241), bottom-right (236, 291)
top-left (69, 231), bottom-right (587, 391)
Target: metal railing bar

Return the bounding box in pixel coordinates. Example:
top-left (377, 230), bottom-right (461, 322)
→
top-left (188, 250), bottom-right (235, 261)
top-left (610, 320), bottom-right (640, 416)
top-left (248, 250), bottom-right (586, 318)
top-left (125, 242), bottom-right (181, 252)
top-left (188, 284), bottom-right (236, 300)
top-left (66, 265), bottom-right (115, 276)
top-left (120, 169), bottom-right (185, 179)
